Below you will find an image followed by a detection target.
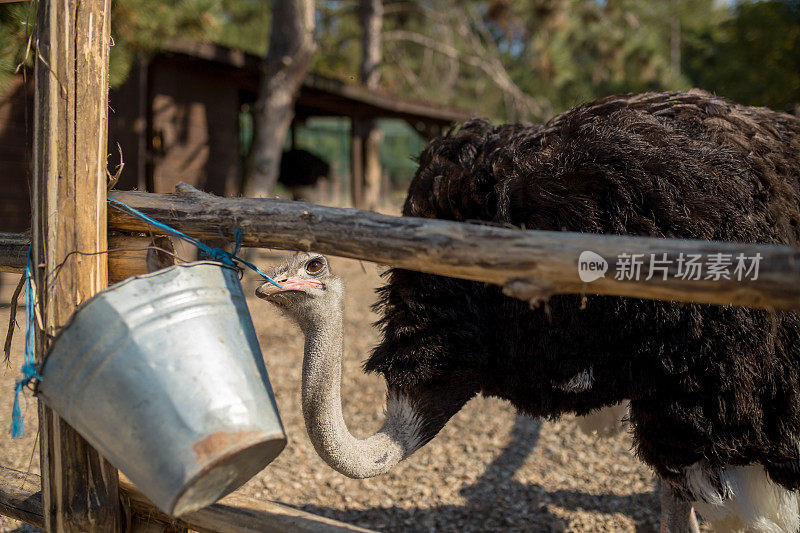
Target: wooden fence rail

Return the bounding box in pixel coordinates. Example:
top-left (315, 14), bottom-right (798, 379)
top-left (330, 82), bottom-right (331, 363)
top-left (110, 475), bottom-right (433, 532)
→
top-left (0, 234), bottom-right (174, 276)
top-left (0, 233), bottom-right (28, 273)
top-left (3, 183), bottom-right (800, 311)
top-left (103, 183), bottom-right (800, 311)
top-left (0, 466), bottom-right (374, 533)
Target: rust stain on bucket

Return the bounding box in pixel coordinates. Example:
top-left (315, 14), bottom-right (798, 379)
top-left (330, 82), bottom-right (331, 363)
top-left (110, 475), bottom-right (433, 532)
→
top-left (193, 430), bottom-right (264, 464)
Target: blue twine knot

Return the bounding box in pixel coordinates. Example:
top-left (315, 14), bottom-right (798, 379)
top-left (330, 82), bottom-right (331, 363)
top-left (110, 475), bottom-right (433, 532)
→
top-left (107, 198), bottom-right (281, 287)
top-left (199, 226), bottom-right (244, 268)
top-left (205, 248), bottom-right (237, 267)
top-left (12, 248), bottom-right (42, 438)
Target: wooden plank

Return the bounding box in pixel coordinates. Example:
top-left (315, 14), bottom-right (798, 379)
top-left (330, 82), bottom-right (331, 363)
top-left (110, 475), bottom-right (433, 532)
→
top-left (32, 0), bottom-right (121, 531)
top-left (1, 233), bottom-right (176, 281)
top-left (307, 72), bottom-right (469, 123)
top-left (0, 467), bottom-right (43, 528)
top-left (160, 40), bottom-right (470, 124)
top-left (121, 478), bottom-right (376, 533)
top-left (107, 234), bottom-right (176, 284)
top-left (107, 184), bottom-right (800, 311)
top-left (0, 466), bottom-right (376, 533)
top-left (0, 233), bottom-right (28, 274)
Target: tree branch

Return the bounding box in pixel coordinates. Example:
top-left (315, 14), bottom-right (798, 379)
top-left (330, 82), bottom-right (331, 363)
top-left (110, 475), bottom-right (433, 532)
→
top-left (382, 25), bottom-right (550, 120)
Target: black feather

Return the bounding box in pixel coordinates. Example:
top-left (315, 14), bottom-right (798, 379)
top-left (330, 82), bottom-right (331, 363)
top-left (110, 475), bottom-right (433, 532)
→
top-left (366, 90), bottom-right (800, 490)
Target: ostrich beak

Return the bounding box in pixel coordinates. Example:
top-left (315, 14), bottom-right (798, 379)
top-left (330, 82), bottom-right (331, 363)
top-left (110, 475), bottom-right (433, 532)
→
top-left (256, 278), bottom-right (321, 300)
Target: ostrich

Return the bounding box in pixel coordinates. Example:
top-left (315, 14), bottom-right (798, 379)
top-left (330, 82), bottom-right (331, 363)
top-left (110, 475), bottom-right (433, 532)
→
top-left (257, 90), bottom-right (800, 532)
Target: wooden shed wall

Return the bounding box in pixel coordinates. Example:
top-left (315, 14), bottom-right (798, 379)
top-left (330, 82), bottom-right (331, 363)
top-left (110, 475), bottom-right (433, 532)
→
top-left (1, 58), bottom-right (243, 234)
top-left (108, 63), bottom-right (146, 192)
top-left (0, 72), bottom-right (147, 232)
top-left (148, 56), bottom-right (240, 197)
top-left (0, 77), bottom-right (33, 233)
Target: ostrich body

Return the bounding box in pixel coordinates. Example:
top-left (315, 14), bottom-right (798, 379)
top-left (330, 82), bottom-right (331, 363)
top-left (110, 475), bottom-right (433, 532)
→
top-left (259, 90), bottom-right (800, 532)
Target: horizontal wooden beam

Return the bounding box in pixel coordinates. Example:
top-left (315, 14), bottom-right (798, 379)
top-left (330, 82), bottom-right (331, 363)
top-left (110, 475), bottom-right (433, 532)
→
top-left (0, 466), bottom-right (374, 533)
top-left (0, 233), bottom-right (29, 274)
top-left (107, 234), bottom-right (175, 284)
top-left (121, 477), bottom-right (375, 533)
top-left (163, 40), bottom-right (470, 125)
top-left (0, 466), bottom-right (42, 528)
top-left (0, 233), bottom-right (175, 279)
top-left (106, 184), bottom-right (800, 311)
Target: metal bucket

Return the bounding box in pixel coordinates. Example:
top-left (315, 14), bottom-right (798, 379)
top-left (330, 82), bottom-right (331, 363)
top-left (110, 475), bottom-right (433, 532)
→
top-left (38, 261), bottom-right (286, 516)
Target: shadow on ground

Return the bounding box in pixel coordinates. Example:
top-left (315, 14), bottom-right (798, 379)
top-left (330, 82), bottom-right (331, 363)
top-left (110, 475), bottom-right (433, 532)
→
top-left (297, 415), bottom-right (659, 532)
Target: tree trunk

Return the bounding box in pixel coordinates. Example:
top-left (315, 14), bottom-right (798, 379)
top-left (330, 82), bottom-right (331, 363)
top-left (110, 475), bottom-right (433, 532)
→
top-left (357, 0), bottom-right (383, 210)
top-left (670, 1), bottom-right (681, 77)
top-left (361, 121), bottom-right (383, 211)
top-left (243, 0), bottom-right (316, 198)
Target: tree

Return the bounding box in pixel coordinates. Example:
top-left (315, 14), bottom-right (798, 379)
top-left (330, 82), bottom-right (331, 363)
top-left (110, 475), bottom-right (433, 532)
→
top-left (509, 0), bottom-right (691, 114)
top-left (355, 0), bottom-right (383, 210)
top-left (109, 0), bottom-right (220, 87)
top-left (0, 3), bottom-right (34, 92)
top-left (243, 0), bottom-right (316, 198)
top-left (380, 0), bottom-right (552, 121)
top-left (215, 0), bottom-right (273, 54)
top-left (683, 0), bottom-right (800, 112)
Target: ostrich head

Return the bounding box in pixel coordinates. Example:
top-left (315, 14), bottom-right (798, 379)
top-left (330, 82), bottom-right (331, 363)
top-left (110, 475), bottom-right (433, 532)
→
top-left (255, 254), bottom-right (342, 331)
top-left (255, 253), bottom-right (471, 478)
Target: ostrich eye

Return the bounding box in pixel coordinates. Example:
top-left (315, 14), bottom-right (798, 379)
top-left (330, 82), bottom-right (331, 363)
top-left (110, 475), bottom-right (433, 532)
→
top-left (305, 258), bottom-right (325, 276)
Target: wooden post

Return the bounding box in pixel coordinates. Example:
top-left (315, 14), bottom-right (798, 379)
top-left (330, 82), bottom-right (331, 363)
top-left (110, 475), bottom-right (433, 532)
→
top-left (32, 1), bottom-right (121, 531)
top-left (136, 57), bottom-right (149, 192)
top-left (361, 121), bottom-right (382, 211)
top-left (351, 118), bottom-right (381, 210)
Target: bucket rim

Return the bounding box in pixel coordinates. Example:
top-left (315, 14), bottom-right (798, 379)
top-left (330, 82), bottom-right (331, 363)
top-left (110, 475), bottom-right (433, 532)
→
top-left (108, 260), bottom-right (239, 288)
top-left (38, 260), bottom-right (240, 382)
top-left (169, 429), bottom-right (288, 516)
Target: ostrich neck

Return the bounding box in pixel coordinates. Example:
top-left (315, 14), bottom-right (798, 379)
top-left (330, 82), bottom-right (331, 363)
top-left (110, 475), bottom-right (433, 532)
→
top-left (298, 302), bottom-right (421, 479)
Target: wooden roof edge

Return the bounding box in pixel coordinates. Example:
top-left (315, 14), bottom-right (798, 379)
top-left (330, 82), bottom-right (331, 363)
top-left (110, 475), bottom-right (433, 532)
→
top-left (163, 39), bottom-right (259, 70)
top-left (303, 73), bottom-right (473, 123)
top-left (161, 39), bottom-right (473, 124)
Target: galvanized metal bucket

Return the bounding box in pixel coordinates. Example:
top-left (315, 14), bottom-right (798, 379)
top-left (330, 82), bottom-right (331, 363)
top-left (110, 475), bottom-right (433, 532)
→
top-left (38, 261), bottom-right (286, 516)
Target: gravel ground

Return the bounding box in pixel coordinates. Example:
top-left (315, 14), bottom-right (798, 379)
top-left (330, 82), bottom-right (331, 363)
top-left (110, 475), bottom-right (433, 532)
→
top-left (0, 256), bottom-right (706, 532)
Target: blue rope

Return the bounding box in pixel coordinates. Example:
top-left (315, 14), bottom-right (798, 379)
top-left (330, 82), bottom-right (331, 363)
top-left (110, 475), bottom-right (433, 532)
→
top-left (12, 247), bottom-right (41, 438)
top-left (107, 197), bottom-right (281, 288)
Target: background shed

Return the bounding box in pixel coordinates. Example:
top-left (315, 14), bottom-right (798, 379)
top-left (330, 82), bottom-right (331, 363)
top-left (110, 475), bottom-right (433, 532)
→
top-left (111, 40), bottom-right (469, 199)
top-left (0, 40), bottom-right (469, 233)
